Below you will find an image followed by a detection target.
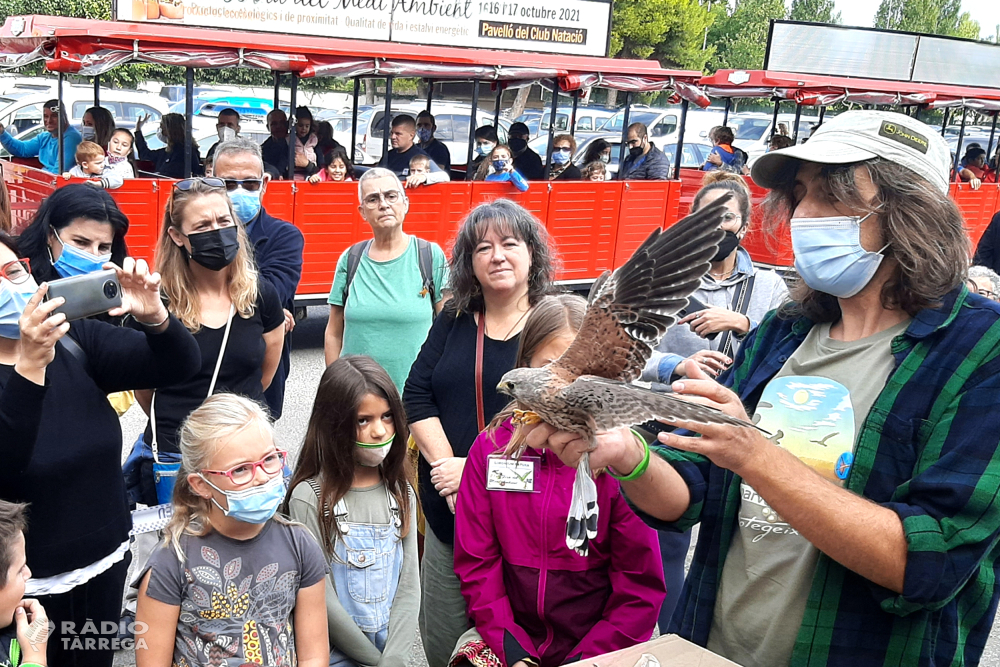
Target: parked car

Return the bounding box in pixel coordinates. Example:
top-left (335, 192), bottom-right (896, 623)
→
top-left (526, 131), bottom-right (713, 175)
top-left (514, 106), bottom-right (615, 138)
top-left (597, 107), bottom-right (726, 146)
top-left (729, 111), bottom-right (820, 165)
top-left (0, 88), bottom-right (168, 136)
top-left (167, 94), bottom-right (279, 124)
top-left (313, 111), bottom-right (364, 162)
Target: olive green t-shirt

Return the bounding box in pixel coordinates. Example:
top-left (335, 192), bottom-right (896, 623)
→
top-left (707, 318), bottom-right (910, 667)
top-left (328, 236), bottom-right (449, 392)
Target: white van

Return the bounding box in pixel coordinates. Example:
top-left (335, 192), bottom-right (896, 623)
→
top-left (730, 112), bottom-right (820, 166)
top-left (597, 106), bottom-right (726, 146)
top-left (0, 87), bottom-right (168, 136)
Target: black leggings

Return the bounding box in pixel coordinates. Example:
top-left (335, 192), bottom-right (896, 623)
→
top-left (35, 553), bottom-right (131, 667)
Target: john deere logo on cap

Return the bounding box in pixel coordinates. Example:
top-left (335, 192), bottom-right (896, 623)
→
top-left (878, 121), bottom-right (929, 154)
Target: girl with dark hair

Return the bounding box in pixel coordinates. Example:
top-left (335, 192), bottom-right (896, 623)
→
top-left (0, 230), bottom-right (200, 667)
top-left (452, 294), bottom-right (665, 667)
top-left (308, 145), bottom-right (355, 183)
top-left (17, 183), bottom-right (130, 283)
top-left (582, 138), bottom-right (612, 166)
top-left (403, 198), bottom-right (555, 667)
top-left (287, 356), bottom-right (419, 667)
top-left (134, 112), bottom-right (203, 178)
top-left (294, 106), bottom-right (319, 176)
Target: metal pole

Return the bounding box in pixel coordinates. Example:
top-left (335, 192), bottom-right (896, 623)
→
top-left (987, 113), bottom-right (998, 167)
top-left (543, 84), bottom-right (559, 179)
top-left (570, 91), bottom-right (579, 137)
top-left (770, 99), bottom-right (781, 139)
top-left (941, 107), bottom-right (950, 137)
top-left (380, 77), bottom-right (393, 167)
top-left (722, 98), bottom-right (731, 126)
top-left (955, 107), bottom-right (968, 172)
top-left (183, 68), bottom-right (193, 179)
top-left (93, 74), bottom-right (100, 108)
top-left (792, 104), bottom-right (803, 143)
top-left (273, 72), bottom-right (281, 115)
top-left (287, 72), bottom-right (298, 180)
top-left (426, 80), bottom-right (434, 113)
top-left (465, 80), bottom-right (480, 180)
top-left (673, 99), bottom-right (689, 180)
top-left (493, 85), bottom-right (502, 127)
top-left (351, 79), bottom-right (360, 164)
top-left (617, 92), bottom-right (633, 168)
top-left (818, 106), bottom-right (826, 124)
top-left (57, 72), bottom-right (64, 174)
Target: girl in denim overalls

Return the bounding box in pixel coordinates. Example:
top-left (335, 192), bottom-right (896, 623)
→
top-left (287, 356), bottom-right (420, 667)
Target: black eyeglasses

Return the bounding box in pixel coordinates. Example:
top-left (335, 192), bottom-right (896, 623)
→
top-left (222, 179), bottom-right (264, 192)
top-left (173, 177), bottom-right (226, 192)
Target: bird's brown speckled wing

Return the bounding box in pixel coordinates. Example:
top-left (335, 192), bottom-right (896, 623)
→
top-left (550, 196), bottom-right (730, 383)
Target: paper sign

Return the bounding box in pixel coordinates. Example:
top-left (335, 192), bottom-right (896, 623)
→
top-left (486, 455), bottom-right (538, 492)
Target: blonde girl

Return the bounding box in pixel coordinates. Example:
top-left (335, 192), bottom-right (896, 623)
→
top-left (287, 356), bottom-right (419, 667)
top-left (136, 394), bottom-right (329, 667)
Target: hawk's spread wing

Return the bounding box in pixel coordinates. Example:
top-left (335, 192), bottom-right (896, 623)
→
top-left (560, 375), bottom-right (760, 433)
top-left (551, 196), bottom-right (730, 383)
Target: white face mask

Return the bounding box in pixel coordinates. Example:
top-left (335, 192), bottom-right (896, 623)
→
top-left (156, 128), bottom-right (167, 144)
top-left (81, 126), bottom-right (96, 141)
top-left (355, 435), bottom-right (393, 467)
top-left (218, 126), bottom-right (236, 142)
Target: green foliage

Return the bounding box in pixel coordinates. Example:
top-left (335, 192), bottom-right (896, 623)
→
top-left (708, 0), bottom-right (787, 71)
top-left (610, 0), bottom-right (714, 71)
top-left (874, 0), bottom-right (980, 39)
top-left (788, 0), bottom-right (841, 24)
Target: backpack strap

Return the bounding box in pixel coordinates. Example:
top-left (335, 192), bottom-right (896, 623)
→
top-left (305, 478), bottom-right (330, 519)
top-left (415, 237), bottom-right (436, 306)
top-left (58, 333), bottom-right (89, 375)
top-left (342, 239), bottom-right (373, 305)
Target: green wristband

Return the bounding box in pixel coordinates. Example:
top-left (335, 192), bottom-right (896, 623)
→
top-left (609, 429), bottom-right (651, 482)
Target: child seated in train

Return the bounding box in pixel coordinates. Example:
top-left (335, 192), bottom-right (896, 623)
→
top-left (475, 144), bottom-right (529, 192)
top-left (582, 160), bottom-right (608, 182)
top-left (62, 141), bottom-right (124, 189)
top-left (107, 128), bottom-right (136, 179)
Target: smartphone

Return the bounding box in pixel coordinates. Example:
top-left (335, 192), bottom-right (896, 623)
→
top-left (678, 295), bottom-right (719, 340)
top-left (46, 269), bottom-right (122, 321)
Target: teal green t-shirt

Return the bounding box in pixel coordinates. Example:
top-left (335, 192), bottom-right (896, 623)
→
top-left (328, 236), bottom-right (449, 391)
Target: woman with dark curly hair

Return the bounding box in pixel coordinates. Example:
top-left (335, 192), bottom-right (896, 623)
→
top-left (403, 198), bottom-right (555, 667)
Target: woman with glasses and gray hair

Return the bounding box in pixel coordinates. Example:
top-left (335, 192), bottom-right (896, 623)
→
top-left (324, 167), bottom-right (450, 392)
top-left (403, 198), bottom-right (556, 667)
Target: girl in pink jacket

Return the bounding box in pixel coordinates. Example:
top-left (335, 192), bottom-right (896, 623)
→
top-left (452, 294), bottom-right (665, 667)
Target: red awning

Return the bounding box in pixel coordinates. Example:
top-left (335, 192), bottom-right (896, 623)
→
top-left (0, 15), bottom-right (702, 91)
top-left (699, 70), bottom-right (1000, 111)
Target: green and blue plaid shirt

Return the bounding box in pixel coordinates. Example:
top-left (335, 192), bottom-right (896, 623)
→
top-left (641, 286), bottom-right (1000, 666)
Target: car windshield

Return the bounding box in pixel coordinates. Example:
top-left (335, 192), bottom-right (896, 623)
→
top-left (734, 118), bottom-right (771, 141)
top-left (599, 111), bottom-right (660, 133)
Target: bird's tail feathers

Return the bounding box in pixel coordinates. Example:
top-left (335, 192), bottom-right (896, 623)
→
top-left (566, 451), bottom-right (599, 557)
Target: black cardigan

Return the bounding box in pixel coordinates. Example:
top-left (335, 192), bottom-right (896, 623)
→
top-left (403, 309), bottom-right (520, 545)
top-left (0, 316), bottom-right (200, 577)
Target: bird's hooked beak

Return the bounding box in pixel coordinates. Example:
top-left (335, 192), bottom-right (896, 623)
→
top-left (497, 379), bottom-right (515, 396)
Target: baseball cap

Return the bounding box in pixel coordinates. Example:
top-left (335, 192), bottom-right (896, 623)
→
top-left (509, 122), bottom-right (530, 136)
top-left (751, 110), bottom-right (952, 195)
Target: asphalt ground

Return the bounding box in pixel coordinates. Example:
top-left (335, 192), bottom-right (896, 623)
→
top-left (113, 306), bottom-right (1000, 666)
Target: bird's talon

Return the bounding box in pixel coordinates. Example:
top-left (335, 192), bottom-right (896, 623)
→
top-left (512, 409), bottom-right (542, 426)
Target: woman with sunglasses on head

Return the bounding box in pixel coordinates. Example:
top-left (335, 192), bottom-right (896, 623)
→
top-left (548, 134), bottom-right (581, 181)
top-left (0, 229), bottom-right (200, 667)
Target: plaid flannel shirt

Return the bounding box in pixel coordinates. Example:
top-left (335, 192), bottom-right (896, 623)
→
top-left (639, 286), bottom-right (1000, 666)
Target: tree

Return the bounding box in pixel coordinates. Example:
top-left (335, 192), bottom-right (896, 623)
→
top-left (789, 0), bottom-right (841, 24)
top-left (873, 0), bottom-right (980, 39)
top-left (707, 0), bottom-right (787, 71)
top-left (610, 0), bottom-right (714, 71)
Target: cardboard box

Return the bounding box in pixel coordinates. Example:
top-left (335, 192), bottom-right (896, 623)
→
top-left (572, 635), bottom-right (740, 667)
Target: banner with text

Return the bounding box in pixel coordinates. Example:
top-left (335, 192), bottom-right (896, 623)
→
top-left (115, 0), bottom-right (611, 57)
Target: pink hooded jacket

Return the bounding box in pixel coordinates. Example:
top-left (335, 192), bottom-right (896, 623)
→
top-left (454, 420), bottom-right (665, 667)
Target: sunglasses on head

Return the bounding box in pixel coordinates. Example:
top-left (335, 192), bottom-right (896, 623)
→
top-left (173, 177), bottom-right (226, 192)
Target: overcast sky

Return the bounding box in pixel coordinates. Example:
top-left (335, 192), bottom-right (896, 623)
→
top-left (833, 0), bottom-right (1000, 39)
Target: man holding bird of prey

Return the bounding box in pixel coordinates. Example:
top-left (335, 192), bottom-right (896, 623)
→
top-left (519, 111), bottom-right (1000, 667)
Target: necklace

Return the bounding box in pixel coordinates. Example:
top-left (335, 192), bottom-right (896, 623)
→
top-left (709, 264), bottom-right (735, 280)
top-left (487, 307), bottom-right (530, 341)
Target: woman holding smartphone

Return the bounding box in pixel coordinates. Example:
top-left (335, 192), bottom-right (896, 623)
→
top-left (0, 229), bottom-right (201, 667)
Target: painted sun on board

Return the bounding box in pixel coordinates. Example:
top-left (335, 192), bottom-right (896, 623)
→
top-left (793, 389), bottom-right (810, 405)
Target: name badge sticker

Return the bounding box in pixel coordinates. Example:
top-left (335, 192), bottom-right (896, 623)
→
top-left (486, 454), bottom-right (540, 493)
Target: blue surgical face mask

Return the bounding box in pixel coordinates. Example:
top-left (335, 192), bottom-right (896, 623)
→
top-left (416, 127), bottom-right (432, 143)
top-left (200, 473), bottom-right (284, 524)
top-left (51, 232), bottom-right (112, 278)
top-left (0, 276), bottom-right (38, 339)
top-left (551, 148), bottom-right (571, 165)
top-left (476, 143), bottom-right (494, 157)
top-left (228, 187), bottom-right (262, 226)
top-left (791, 212), bottom-right (886, 299)
top-left (355, 434), bottom-right (394, 467)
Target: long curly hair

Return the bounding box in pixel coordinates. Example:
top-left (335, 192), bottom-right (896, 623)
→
top-left (284, 356), bottom-right (415, 558)
top-left (765, 158), bottom-right (968, 321)
top-left (447, 198), bottom-right (557, 314)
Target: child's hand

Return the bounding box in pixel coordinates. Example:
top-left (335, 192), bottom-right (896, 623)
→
top-left (308, 173), bottom-right (321, 184)
top-left (61, 172), bottom-right (71, 180)
top-left (15, 599), bottom-right (49, 666)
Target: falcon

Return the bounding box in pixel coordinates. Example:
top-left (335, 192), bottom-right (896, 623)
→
top-left (497, 195), bottom-right (759, 556)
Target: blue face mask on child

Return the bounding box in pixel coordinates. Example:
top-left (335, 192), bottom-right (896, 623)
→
top-left (228, 188), bottom-right (263, 226)
top-left (200, 474), bottom-right (284, 524)
top-left (52, 232), bottom-right (112, 278)
top-left (0, 276), bottom-right (38, 339)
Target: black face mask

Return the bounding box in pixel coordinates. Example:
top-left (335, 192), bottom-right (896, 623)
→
top-left (629, 144), bottom-right (644, 159)
top-left (508, 137), bottom-right (527, 153)
top-left (187, 226), bottom-right (239, 271)
top-left (712, 230), bottom-right (741, 262)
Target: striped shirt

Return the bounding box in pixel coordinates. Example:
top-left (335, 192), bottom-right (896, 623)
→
top-left (639, 286), bottom-right (1000, 666)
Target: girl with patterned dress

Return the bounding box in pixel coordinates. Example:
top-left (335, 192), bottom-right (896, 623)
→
top-left (135, 394), bottom-right (329, 667)
top-left (286, 356), bottom-right (419, 667)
